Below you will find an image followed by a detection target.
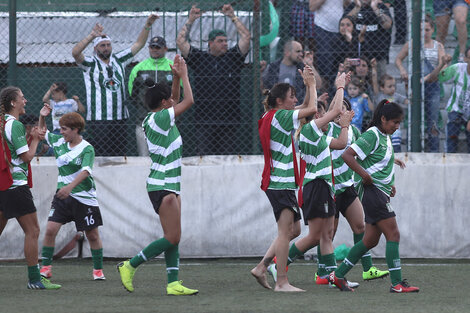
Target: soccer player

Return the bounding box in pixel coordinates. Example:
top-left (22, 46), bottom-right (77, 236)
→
top-left (329, 100), bottom-right (419, 293)
top-left (314, 98), bottom-right (389, 286)
top-left (117, 55), bottom-right (198, 295)
top-left (0, 86), bottom-right (60, 290)
top-left (38, 108), bottom-right (105, 281)
top-left (280, 73), bottom-right (355, 284)
top-left (250, 66), bottom-right (317, 292)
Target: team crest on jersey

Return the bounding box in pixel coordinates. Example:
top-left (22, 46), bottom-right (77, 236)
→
top-left (103, 77), bottom-right (121, 92)
top-left (75, 157), bottom-right (82, 165)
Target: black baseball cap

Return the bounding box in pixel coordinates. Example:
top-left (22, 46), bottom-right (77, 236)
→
top-left (149, 36), bottom-right (166, 48)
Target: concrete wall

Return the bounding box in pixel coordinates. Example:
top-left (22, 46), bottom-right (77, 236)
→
top-left (1, 153), bottom-right (469, 260)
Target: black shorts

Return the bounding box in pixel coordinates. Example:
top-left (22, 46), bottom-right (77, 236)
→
top-left (335, 186), bottom-right (358, 218)
top-left (301, 179), bottom-right (335, 224)
top-left (48, 195), bottom-right (103, 231)
top-left (148, 190), bottom-right (178, 214)
top-left (0, 185), bottom-right (36, 219)
top-left (362, 185), bottom-right (396, 225)
top-left (265, 189), bottom-right (301, 222)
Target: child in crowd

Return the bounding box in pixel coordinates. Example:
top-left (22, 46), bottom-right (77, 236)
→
top-left (42, 82), bottom-right (85, 134)
top-left (376, 74), bottom-right (408, 152)
top-left (346, 76), bottom-right (374, 131)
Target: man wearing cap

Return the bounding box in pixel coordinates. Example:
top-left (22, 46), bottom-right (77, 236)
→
top-left (128, 36), bottom-right (174, 156)
top-left (176, 4), bottom-right (251, 155)
top-left (71, 14), bottom-right (158, 156)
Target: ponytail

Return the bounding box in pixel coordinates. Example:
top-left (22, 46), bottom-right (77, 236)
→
top-left (369, 99), bottom-right (403, 129)
top-left (262, 83), bottom-right (295, 112)
top-left (0, 86), bottom-right (20, 168)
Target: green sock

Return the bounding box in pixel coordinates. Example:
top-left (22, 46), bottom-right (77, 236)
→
top-left (91, 248), bottom-right (103, 270)
top-left (130, 237), bottom-right (173, 268)
top-left (317, 245), bottom-right (327, 277)
top-left (28, 264), bottom-right (41, 282)
top-left (386, 241), bottom-right (402, 285)
top-left (323, 253), bottom-right (337, 274)
top-left (336, 240), bottom-right (368, 278)
top-left (41, 246), bottom-right (55, 266)
top-left (354, 233), bottom-right (373, 272)
top-left (287, 243), bottom-right (303, 266)
top-left (164, 244), bottom-right (179, 284)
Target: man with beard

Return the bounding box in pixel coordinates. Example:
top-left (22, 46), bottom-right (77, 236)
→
top-left (262, 40), bottom-right (308, 104)
top-left (176, 4), bottom-right (251, 155)
top-left (128, 36), bottom-right (174, 156)
top-left (72, 14), bottom-right (158, 156)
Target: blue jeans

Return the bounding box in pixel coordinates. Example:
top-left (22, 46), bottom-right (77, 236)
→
top-left (446, 111), bottom-right (470, 152)
top-left (424, 82), bottom-right (440, 152)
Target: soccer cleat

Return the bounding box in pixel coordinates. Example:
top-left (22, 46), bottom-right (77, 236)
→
top-left (328, 271), bottom-right (354, 292)
top-left (27, 277), bottom-right (61, 290)
top-left (93, 269), bottom-right (106, 280)
top-left (267, 264), bottom-right (277, 282)
top-left (117, 260), bottom-right (136, 292)
top-left (167, 280), bottom-right (199, 296)
top-left (390, 279), bottom-right (419, 293)
top-left (40, 265), bottom-right (52, 278)
top-left (328, 279), bottom-right (360, 289)
top-left (315, 272), bottom-right (329, 285)
top-left (363, 266), bottom-right (390, 281)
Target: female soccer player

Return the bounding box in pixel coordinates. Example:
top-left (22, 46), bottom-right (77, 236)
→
top-left (38, 108), bottom-right (106, 281)
top-left (0, 86), bottom-right (60, 289)
top-left (280, 73), bottom-right (354, 282)
top-left (117, 55), bottom-right (198, 295)
top-left (250, 66), bottom-right (317, 292)
top-left (329, 100), bottom-right (419, 293)
top-left (315, 98), bottom-right (389, 286)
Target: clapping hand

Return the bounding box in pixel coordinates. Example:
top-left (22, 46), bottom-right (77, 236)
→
top-left (170, 55), bottom-right (188, 79)
top-left (40, 103), bottom-right (52, 117)
top-left (339, 110), bottom-right (355, 128)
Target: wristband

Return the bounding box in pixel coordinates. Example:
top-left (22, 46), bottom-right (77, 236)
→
top-left (145, 25), bottom-right (151, 30)
top-left (337, 86), bottom-right (344, 91)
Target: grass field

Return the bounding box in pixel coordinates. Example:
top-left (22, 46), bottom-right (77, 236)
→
top-left (1, 258), bottom-right (468, 313)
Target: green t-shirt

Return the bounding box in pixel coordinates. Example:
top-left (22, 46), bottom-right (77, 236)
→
top-left (3, 115), bottom-right (29, 189)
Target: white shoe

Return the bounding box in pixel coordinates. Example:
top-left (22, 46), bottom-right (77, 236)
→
top-left (267, 264), bottom-right (277, 282)
top-left (329, 280), bottom-right (359, 289)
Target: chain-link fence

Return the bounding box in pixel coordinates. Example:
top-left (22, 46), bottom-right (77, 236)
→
top-left (2, 0), bottom-right (469, 156)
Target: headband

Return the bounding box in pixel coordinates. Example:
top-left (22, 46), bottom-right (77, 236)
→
top-left (93, 36), bottom-right (111, 47)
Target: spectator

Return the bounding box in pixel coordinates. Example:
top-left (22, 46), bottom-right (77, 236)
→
top-left (376, 74), bottom-right (408, 152)
top-left (42, 82), bottom-right (85, 134)
top-left (349, 56), bottom-right (379, 103)
top-left (438, 47), bottom-right (470, 153)
top-left (345, 0), bottom-right (393, 79)
top-left (433, 0), bottom-right (468, 62)
top-left (262, 40), bottom-right (322, 102)
top-left (309, 0), bottom-right (344, 89)
top-left (345, 75), bottom-right (374, 131)
top-left (128, 36), bottom-right (174, 156)
top-left (176, 4), bottom-right (251, 155)
top-left (336, 15), bottom-right (366, 69)
top-left (19, 114), bottom-right (53, 157)
top-left (72, 14), bottom-right (159, 156)
top-left (395, 15), bottom-right (446, 152)
top-left (290, 0), bottom-right (315, 52)
top-left (383, 0), bottom-right (407, 45)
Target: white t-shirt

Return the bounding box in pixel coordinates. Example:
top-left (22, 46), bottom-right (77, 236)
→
top-left (314, 0), bottom-right (343, 33)
top-left (50, 98), bottom-right (78, 131)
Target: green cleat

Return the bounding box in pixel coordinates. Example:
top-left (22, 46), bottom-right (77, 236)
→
top-left (363, 266), bottom-right (389, 281)
top-left (167, 280), bottom-right (198, 296)
top-left (27, 277), bottom-right (61, 290)
top-left (117, 260), bottom-right (136, 292)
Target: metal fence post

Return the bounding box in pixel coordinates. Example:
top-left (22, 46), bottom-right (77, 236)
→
top-left (8, 0), bottom-right (17, 86)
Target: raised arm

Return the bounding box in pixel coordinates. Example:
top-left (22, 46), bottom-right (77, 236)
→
top-left (131, 13), bottom-right (159, 56)
top-left (72, 23), bottom-right (104, 64)
top-left (395, 41), bottom-right (410, 82)
top-left (222, 4), bottom-right (251, 55)
top-left (72, 95), bottom-right (86, 113)
top-left (170, 61), bottom-right (181, 103)
top-left (42, 83), bottom-right (56, 104)
top-left (176, 5), bottom-right (202, 58)
top-left (315, 72), bottom-right (350, 129)
top-left (171, 55), bottom-right (194, 117)
top-left (39, 103), bottom-right (51, 131)
top-left (371, 0), bottom-right (392, 30)
top-left (309, 0), bottom-right (326, 11)
top-left (370, 58), bottom-right (379, 95)
top-left (18, 126), bottom-right (45, 163)
top-left (297, 66), bottom-right (318, 119)
top-left (330, 110), bottom-right (355, 150)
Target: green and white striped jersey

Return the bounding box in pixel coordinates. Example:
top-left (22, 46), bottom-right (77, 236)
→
top-left (439, 63), bottom-right (470, 115)
top-left (349, 126), bottom-right (395, 198)
top-left (266, 109), bottom-right (300, 190)
top-left (46, 132), bottom-right (98, 206)
top-left (78, 48), bottom-right (134, 121)
top-left (3, 115), bottom-right (29, 189)
top-left (143, 107), bottom-right (182, 193)
top-left (327, 122), bottom-right (361, 195)
top-left (299, 120), bottom-right (334, 195)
